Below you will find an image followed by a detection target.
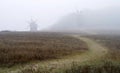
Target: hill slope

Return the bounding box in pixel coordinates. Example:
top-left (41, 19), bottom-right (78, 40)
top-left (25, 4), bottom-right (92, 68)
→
top-left (49, 7), bottom-right (120, 32)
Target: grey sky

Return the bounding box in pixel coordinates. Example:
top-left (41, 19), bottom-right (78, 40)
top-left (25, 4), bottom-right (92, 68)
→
top-left (0, 0), bottom-right (120, 31)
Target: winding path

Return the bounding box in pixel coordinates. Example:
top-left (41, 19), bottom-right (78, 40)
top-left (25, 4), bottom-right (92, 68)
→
top-left (8, 35), bottom-right (108, 73)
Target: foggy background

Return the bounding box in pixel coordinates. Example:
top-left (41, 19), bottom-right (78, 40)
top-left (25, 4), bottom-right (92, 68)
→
top-left (0, 0), bottom-right (120, 31)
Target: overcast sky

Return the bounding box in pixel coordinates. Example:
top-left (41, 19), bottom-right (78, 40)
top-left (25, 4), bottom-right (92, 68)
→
top-left (0, 0), bottom-right (120, 31)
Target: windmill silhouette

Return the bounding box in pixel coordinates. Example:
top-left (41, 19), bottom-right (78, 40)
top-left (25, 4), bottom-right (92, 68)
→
top-left (28, 19), bottom-right (38, 32)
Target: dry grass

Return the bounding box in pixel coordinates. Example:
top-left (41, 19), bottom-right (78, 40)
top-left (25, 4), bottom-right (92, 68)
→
top-left (0, 32), bottom-right (88, 67)
top-left (1, 33), bottom-right (120, 73)
top-left (61, 35), bottom-right (120, 73)
top-left (64, 60), bottom-right (120, 73)
top-left (12, 36), bottom-right (109, 73)
top-left (85, 34), bottom-right (120, 61)
top-left (86, 34), bottom-right (120, 50)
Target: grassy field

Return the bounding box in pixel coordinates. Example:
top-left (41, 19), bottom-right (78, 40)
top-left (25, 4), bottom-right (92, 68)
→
top-left (52, 34), bottom-right (120, 73)
top-left (86, 34), bottom-right (120, 61)
top-left (0, 32), bottom-right (87, 67)
top-left (0, 32), bottom-right (120, 73)
top-left (8, 35), bottom-right (108, 73)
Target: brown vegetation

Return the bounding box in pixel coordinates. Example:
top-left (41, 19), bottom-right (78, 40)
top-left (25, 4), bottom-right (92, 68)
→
top-left (85, 34), bottom-right (120, 61)
top-left (86, 34), bottom-right (120, 50)
top-left (0, 32), bottom-right (88, 67)
top-left (19, 60), bottom-right (120, 73)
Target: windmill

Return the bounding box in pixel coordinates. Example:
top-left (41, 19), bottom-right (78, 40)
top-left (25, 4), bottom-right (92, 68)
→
top-left (28, 19), bottom-right (38, 32)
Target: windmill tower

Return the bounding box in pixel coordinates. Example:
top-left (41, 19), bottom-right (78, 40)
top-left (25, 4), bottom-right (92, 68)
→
top-left (29, 19), bottom-right (38, 32)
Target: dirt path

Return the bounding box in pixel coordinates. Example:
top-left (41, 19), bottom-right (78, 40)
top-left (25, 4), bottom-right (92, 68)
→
top-left (8, 35), bottom-right (108, 73)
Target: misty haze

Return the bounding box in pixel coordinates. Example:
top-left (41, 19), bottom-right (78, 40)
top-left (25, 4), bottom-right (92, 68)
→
top-left (0, 0), bottom-right (120, 73)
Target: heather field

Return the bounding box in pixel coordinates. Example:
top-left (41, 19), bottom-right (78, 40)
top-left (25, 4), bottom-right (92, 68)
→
top-left (0, 32), bottom-right (87, 67)
top-left (86, 34), bottom-right (120, 61)
top-left (0, 32), bottom-right (120, 73)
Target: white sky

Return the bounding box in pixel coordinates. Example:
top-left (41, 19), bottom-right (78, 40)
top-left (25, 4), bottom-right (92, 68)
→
top-left (0, 0), bottom-right (120, 31)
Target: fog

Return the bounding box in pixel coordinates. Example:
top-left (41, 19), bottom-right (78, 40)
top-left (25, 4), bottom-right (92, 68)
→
top-left (0, 0), bottom-right (120, 31)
